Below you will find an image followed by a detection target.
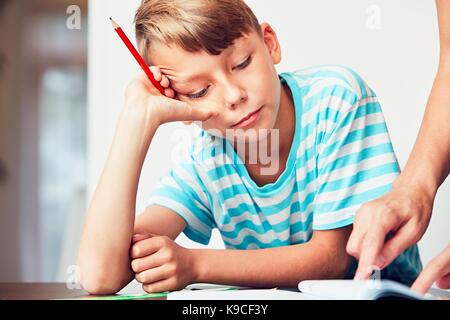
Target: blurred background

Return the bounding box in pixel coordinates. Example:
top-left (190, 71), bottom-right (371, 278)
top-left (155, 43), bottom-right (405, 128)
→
top-left (0, 0), bottom-right (87, 282)
top-left (0, 0), bottom-right (448, 283)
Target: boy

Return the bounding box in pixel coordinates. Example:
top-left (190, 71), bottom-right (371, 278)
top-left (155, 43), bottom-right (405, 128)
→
top-left (78, 0), bottom-right (422, 295)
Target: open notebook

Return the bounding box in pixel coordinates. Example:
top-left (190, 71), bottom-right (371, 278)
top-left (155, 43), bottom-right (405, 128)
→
top-left (168, 280), bottom-right (437, 300)
top-left (297, 280), bottom-right (429, 300)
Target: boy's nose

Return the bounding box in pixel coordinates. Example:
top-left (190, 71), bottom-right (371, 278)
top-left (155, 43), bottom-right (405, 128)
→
top-left (223, 81), bottom-right (247, 110)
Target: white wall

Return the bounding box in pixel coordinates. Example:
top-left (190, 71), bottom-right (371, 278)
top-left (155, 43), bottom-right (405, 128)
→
top-left (88, 0), bottom-right (449, 264)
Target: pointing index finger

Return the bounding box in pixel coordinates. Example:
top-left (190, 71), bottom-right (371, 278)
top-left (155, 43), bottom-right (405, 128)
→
top-left (354, 228), bottom-right (386, 280)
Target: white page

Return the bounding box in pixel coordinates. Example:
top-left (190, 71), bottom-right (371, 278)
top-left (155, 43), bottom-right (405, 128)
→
top-left (168, 288), bottom-right (319, 300)
top-left (298, 280), bottom-right (427, 300)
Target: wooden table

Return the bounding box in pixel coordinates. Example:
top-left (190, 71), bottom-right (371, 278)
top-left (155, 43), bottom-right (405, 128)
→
top-left (0, 282), bottom-right (165, 300)
top-left (0, 283), bottom-right (88, 300)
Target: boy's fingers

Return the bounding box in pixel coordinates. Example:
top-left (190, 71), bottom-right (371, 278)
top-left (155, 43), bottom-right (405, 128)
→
top-left (131, 251), bottom-right (167, 274)
top-left (149, 66), bottom-right (162, 82)
top-left (160, 75), bottom-right (170, 88)
top-left (190, 107), bottom-right (218, 122)
top-left (131, 236), bottom-right (162, 259)
top-left (143, 278), bottom-right (175, 294)
top-left (151, 96), bottom-right (217, 124)
top-left (164, 88), bottom-right (175, 99)
top-left (163, 98), bottom-right (217, 122)
top-left (132, 233), bottom-right (160, 243)
top-left (135, 265), bottom-right (169, 285)
top-left (132, 233), bottom-right (152, 243)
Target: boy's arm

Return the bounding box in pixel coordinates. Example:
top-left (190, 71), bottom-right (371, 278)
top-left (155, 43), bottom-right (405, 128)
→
top-left (134, 206), bottom-right (187, 240)
top-left (77, 70), bottom-right (216, 295)
top-left (77, 108), bottom-right (160, 295)
top-left (132, 226), bottom-right (354, 293)
top-left (193, 226), bottom-right (354, 288)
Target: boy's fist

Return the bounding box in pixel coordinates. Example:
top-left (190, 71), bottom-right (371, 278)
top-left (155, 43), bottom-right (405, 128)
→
top-left (130, 234), bottom-right (199, 293)
top-left (124, 67), bottom-right (217, 126)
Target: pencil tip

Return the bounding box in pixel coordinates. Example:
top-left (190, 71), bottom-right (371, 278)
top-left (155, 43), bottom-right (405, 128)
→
top-left (109, 17), bottom-right (119, 28)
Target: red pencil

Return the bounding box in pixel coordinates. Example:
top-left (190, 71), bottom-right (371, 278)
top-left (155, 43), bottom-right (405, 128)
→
top-left (110, 17), bottom-right (166, 96)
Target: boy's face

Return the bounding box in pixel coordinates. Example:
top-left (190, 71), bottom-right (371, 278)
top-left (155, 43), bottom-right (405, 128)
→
top-left (150, 23), bottom-right (283, 143)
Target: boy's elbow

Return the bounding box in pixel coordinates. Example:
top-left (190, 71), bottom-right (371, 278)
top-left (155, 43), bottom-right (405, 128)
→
top-left (80, 272), bottom-right (124, 295)
top-left (82, 282), bottom-right (120, 296)
top-left (78, 257), bottom-right (130, 295)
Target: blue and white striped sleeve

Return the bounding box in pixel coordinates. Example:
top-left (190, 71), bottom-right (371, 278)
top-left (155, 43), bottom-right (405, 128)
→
top-left (312, 74), bottom-right (400, 231)
top-left (146, 161), bottom-right (216, 245)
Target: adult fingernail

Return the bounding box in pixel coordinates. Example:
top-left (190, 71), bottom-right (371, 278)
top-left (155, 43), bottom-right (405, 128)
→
top-left (376, 255), bottom-right (386, 268)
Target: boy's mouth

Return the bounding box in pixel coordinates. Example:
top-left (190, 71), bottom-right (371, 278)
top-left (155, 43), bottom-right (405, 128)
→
top-left (232, 106), bottom-right (264, 129)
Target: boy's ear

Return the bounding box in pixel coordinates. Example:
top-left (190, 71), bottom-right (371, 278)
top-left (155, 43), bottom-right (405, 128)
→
top-left (260, 22), bottom-right (281, 65)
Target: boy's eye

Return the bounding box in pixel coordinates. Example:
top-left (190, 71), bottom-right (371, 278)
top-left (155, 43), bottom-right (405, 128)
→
top-left (184, 56), bottom-right (252, 100)
top-left (187, 85), bottom-right (210, 100)
top-left (233, 55), bottom-right (252, 70)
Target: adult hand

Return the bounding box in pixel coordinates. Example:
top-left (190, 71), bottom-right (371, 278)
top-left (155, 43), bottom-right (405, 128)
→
top-left (411, 245), bottom-right (450, 294)
top-left (346, 184), bottom-right (433, 279)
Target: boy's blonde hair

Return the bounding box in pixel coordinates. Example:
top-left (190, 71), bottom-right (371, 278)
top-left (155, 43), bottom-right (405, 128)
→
top-left (135, 0), bottom-right (262, 64)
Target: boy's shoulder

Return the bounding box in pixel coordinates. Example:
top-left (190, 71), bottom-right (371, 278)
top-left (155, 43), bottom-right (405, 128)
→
top-left (286, 64), bottom-right (376, 100)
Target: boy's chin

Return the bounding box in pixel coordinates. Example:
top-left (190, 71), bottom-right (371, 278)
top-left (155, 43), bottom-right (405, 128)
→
top-left (203, 122), bottom-right (274, 144)
top-left (227, 127), bottom-right (273, 144)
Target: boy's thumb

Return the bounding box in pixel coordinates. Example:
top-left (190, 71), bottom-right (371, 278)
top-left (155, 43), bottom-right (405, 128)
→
top-left (170, 100), bottom-right (217, 122)
top-left (190, 107), bottom-right (218, 122)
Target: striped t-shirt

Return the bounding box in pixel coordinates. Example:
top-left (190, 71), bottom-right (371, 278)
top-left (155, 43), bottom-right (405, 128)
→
top-left (147, 65), bottom-right (422, 285)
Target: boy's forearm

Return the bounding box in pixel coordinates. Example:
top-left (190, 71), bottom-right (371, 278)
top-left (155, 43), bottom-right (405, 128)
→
top-left (192, 242), bottom-right (353, 288)
top-left (78, 108), bottom-right (159, 293)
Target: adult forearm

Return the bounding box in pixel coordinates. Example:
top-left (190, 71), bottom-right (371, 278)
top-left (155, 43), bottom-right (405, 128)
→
top-left (397, 66), bottom-right (450, 197)
top-left (192, 242), bottom-right (353, 288)
top-left (437, 0), bottom-right (450, 61)
top-left (397, 2), bottom-right (450, 195)
top-left (78, 108), bottom-right (158, 293)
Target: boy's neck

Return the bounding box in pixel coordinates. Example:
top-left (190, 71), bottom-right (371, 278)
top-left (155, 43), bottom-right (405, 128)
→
top-left (274, 81), bottom-right (295, 160)
top-left (240, 80), bottom-right (296, 177)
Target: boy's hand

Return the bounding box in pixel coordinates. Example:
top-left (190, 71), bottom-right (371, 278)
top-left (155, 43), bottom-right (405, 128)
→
top-left (124, 66), bottom-right (217, 127)
top-left (130, 234), bottom-right (199, 293)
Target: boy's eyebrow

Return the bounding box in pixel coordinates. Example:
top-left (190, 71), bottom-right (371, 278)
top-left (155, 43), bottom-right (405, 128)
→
top-left (164, 43), bottom-right (250, 88)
